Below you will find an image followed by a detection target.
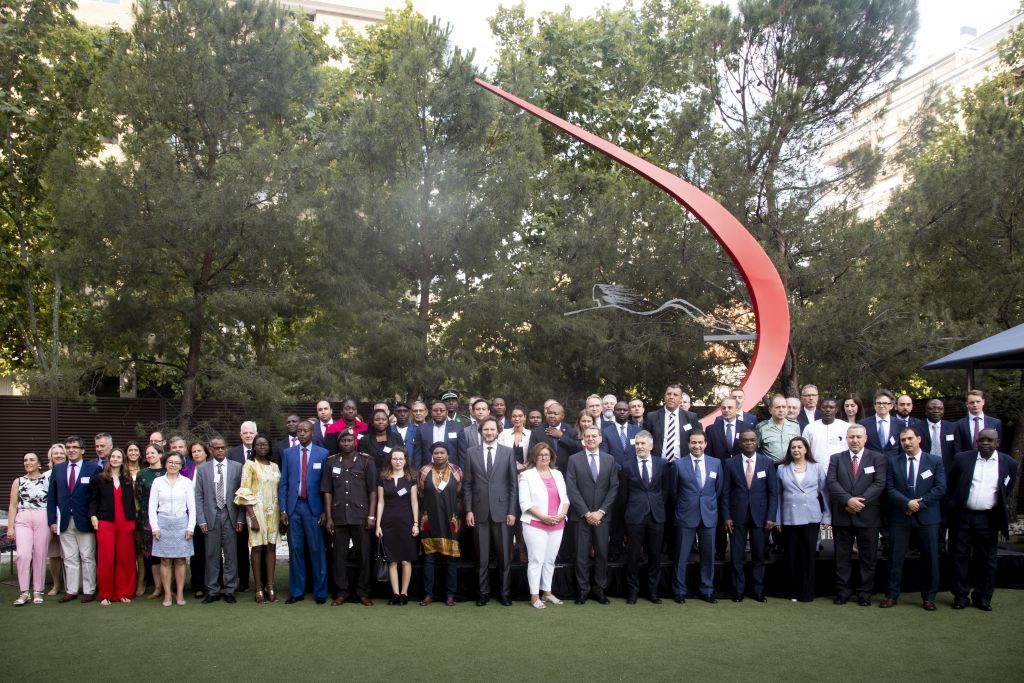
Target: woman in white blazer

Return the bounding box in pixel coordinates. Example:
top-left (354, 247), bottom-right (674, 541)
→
top-left (518, 442), bottom-right (569, 609)
top-left (776, 437), bottom-right (830, 602)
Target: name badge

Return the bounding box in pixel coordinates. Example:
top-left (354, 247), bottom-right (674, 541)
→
top-left (945, 434), bottom-right (954, 442)
top-left (332, 467), bottom-right (341, 475)
top-left (448, 432), bottom-right (457, 439)
top-left (864, 466), bottom-right (875, 474)
top-left (383, 446), bottom-right (392, 454)
top-left (398, 488), bottom-right (408, 497)
top-left (756, 470), bottom-right (766, 479)
top-left (888, 436), bottom-right (896, 446)
top-left (437, 480), bottom-right (448, 491)
top-left (1005, 475), bottom-right (1011, 487)
top-left (313, 462), bottom-right (322, 470)
top-left (81, 476), bottom-right (91, 484)
top-left (709, 470), bottom-right (717, 479)
top-left (683, 423), bottom-right (692, 432)
top-left (921, 470), bottom-right (932, 479)
top-left (628, 438), bottom-right (635, 445)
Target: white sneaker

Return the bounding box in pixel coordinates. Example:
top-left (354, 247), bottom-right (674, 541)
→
top-left (542, 593), bottom-right (563, 605)
top-left (14, 592), bottom-right (30, 606)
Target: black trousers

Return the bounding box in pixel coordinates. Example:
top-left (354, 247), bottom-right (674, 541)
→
top-left (574, 516), bottom-right (610, 595)
top-left (625, 514), bottom-right (664, 599)
top-left (235, 528), bottom-right (250, 591)
top-left (473, 520), bottom-right (512, 599)
top-left (190, 530), bottom-right (207, 593)
top-left (952, 510), bottom-right (1000, 603)
top-left (833, 525), bottom-right (879, 598)
top-left (784, 524), bottom-right (819, 602)
top-left (332, 524), bottom-right (371, 598)
top-left (730, 511), bottom-right (769, 598)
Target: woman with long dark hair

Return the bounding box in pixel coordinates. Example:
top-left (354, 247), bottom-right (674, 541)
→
top-left (89, 448), bottom-right (137, 605)
top-left (376, 447), bottom-right (419, 605)
top-left (777, 437), bottom-right (830, 603)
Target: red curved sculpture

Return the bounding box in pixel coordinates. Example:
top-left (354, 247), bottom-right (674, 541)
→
top-left (474, 78), bottom-right (790, 425)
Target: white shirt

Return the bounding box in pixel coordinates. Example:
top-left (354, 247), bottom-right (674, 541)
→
top-left (432, 421), bottom-right (447, 444)
top-left (803, 407), bottom-right (817, 423)
top-left (802, 419), bottom-right (852, 465)
top-left (663, 408), bottom-right (682, 459)
top-left (636, 456), bottom-right (652, 479)
top-left (149, 475), bottom-right (197, 532)
top-left (966, 453), bottom-right (1000, 511)
top-left (396, 425), bottom-right (408, 441)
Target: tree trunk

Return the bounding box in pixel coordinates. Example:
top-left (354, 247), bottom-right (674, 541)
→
top-left (406, 275), bottom-right (432, 401)
top-left (178, 252), bottom-right (213, 434)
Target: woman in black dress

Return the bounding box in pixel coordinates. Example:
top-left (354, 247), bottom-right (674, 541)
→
top-left (375, 447), bottom-right (419, 605)
top-left (360, 409), bottom-right (406, 472)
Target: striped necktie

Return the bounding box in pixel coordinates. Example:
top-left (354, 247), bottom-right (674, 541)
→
top-left (664, 412), bottom-right (677, 461)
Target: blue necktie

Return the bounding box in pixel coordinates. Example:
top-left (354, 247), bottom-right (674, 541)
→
top-left (725, 423), bottom-right (734, 449)
top-left (590, 454), bottom-right (599, 482)
top-left (641, 459), bottom-right (649, 486)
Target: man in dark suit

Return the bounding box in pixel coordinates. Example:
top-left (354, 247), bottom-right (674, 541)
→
top-left (227, 420), bottom-right (258, 464)
top-left (279, 420), bottom-right (329, 604)
top-left (946, 429), bottom-right (1019, 611)
top-left (462, 398), bottom-right (491, 451)
top-left (529, 401), bottom-right (578, 473)
top-left (707, 397), bottom-right (746, 460)
top-left (922, 398), bottom-right (957, 552)
top-left (565, 426), bottom-right (619, 604)
top-left (619, 431), bottom-right (666, 604)
top-left (880, 427), bottom-right (946, 610)
top-left (671, 430), bottom-right (723, 604)
top-left (644, 383), bottom-right (702, 462)
top-left (272, 414), bottom-right (301, 466)
top-left (729, 388), bottom-right (758, 425)
top-left (195, 439), bottom-right (244, 603)
top-left (858, 389), bottom-right (901, 458)
top-left (797, 384), bottom-right (822, 430)
top-left (953, 389), bottom-right (1004, 453)
top-left (722, 428), bottom-right (778, 602)
top-left (893, 395), bottom-right (927, 439)
top-left (600, 400), bottom-right (639, 562)
top-left (628, 398), bottom-right (646, 427)
top-left (827, 424), bottom-right (887, 606)
top-left (490, 397), bottom-right (513, 429)
top-left (391, 402), bottom-right (417, 454)
top-left (413, 400), bottom-right (466, 469)
top-left (312, 399), bottom-right (335, 449)
top-left (464, 417), bottom-right (518, 606)
top-left (47, 435), bottom-right (101, 602)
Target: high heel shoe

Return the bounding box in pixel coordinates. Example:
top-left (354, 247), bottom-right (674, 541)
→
top-left (388, 593), bottom-right (400, 605)
top-left (14, 592), bottom-right (30, 606)
top-left (266, 585), bottom-right (278, 603)
top-left (256, 590), bottom-right (265, 605)
top-left (399, 594), bottom-right (408, 606)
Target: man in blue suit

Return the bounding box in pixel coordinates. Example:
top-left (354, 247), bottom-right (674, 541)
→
top-left (707, 397), bottom-right (749, 460)
top-left (279, 420), bottom-right (329, 604)
top-left (391, 402), bottom-right (417, 455)
top-left (922, 398), bottom-right (957, 552)
top-left (894, 395), bottom-right (927, 439)
top-left (671, 430), bottom-right (723, 603)
top-left (413, 400), bottom-right (466, 469)
top-left (953, 389), bottom-right (1003, 453)
top-left (722, 428), bottom-right (778, 602)
top-left (601, 401), bottom-right (640, 562)
top-left (619, 431), bottom-right (667, 604)
top-left (880, 427), bottom-right (946, 610)
top-left (858, 389), bottom-right (901, 458)
top-left (47, 435), bottom-right (101, 602)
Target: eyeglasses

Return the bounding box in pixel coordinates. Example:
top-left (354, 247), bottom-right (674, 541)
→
top-left (211, 445), bottom-right (227, 450)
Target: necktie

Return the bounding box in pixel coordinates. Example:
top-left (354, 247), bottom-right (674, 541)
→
top-left (486, 447), bottom-right (493, 473)
top-left (641, 459), bottom-right (649, 485)
top-left (745, 458), bottom-right (754, 488)
top-left (907, 456), bottom-right (916, 493)
top-left (878, 419), bottom-right (887, 448)
top-left (693, 458), bottom-right (704, 488)
top-left (246, 448), bottom-right (252, 461)
top-left (851, 454), bottom-right (860, 478)
top-left (726, 423), bottom-right (734, 450)
top-left (216, 462), bottom-right (225, 509)
top-left (973, 417), bottom-right (981, 447)
top-left (69, 463), bottom-right (77, 493)
top-left (664, 413), bottom-right (677, 461)
top-left (590, 454), bottom-right (599, 481)
top-left (930, 424), bottom-right (941, 456)
top-left (620, 425), bottom-right (627, 450)
top-left (290, 436), bottom-right (297, 448)
top-left (300, 446), bottom-right (308, 499)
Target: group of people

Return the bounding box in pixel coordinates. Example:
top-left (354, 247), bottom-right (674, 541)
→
top-left (6, 385), bottom-right (1018, 612)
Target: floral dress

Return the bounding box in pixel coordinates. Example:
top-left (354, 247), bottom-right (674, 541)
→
top-left (234, 459), bottom-right (281, 548)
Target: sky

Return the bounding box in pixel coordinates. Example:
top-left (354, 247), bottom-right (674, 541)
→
top-left (409, 0), bottom-right (1023, 71)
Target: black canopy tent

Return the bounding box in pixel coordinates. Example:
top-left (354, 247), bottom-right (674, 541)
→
top-left (923, 323), bottom-right (1024, 388)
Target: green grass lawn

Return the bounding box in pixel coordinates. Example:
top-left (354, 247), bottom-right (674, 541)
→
top-left (3, 568), bottom-right (1021, 682)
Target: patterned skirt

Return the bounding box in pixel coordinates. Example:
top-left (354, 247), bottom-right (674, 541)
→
top-left (152, 513), bottom-right (194, 559)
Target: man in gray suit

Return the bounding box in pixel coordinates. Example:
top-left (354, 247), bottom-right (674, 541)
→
top-left (196, 435), bottom-right (244, 603)
top-left (566, 425), bottom-right (619, 604)
top-left (462, 398), bottom-right (491, 451)
top-left (464, 416), bottom-right (518, 606)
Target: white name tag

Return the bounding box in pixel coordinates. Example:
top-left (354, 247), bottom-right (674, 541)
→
top-left (313, 462), bottom-right (322, 470)
top-left (437, 480), bottom-right (448, 491)
top-left (1005, 475), bottom-right (1011, 487)
top-left (448, 432), bottom-right (457, 439)
top-left (921, 470), bottom-right (933, 479)
top-left (332, 467), bottom-right (341, 475)
top-left (756, 470), bottom-right (766, 479)
top-left (81, 476), bottom-right (91, 484)
top-left (398, 488), bottom-right (408, 497)
top-left (888, 437), bottom-right (896, 446)
top-left (383, 446), bottom-right (392, 454)
top-left (945, 434), bottom-right (954, 442)
top-left (683, 423), bottom-right (692, 432)
top-left (709, 470), bottom-right (717, 479)
top-left (864, 466), bottom-right (875, 474)
top-left (628, 438), bottom-right (635, 445)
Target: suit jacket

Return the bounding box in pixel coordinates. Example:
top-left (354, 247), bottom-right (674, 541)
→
top-left (705, 420), bottom-right (747, 460)
top-left (463, 443), bottom-right (517, 523)
top-left (518, 468), bottom-right (569, 525)
top-left (226, 445), bottom-right (252, 465)
top-left (529, 423), bottom-right (579, 473)
top-left (462, 421), bottom-right (485, 451)
top-left (797, 407), bottom-right (822, 430)
top-left (87, 475), bottom-right (137, 523)
top-left (946, 450), bottom-right (1019, 535)
top-left (413, 420), bottom-right (466, 470)
top-left (953, 414), bottom-right (1004, 453)
top-left (886, 451), bottom-right (946, 526)
top-left (644, 408), bottom-right (703, 458)
top-left (272, 435), bottom-right (298, 466)
top-left (892, 415), bottom-right (927, 439)
top-left (358, 431), bottom-right (406, 471)
top-left (312, 420), bottom-right (334, 449)
top-left (47, 460), bottom-right (102, 532)
top-left (721, 452), bottom-right (778, 527)
top-left (671, 456), bottom-right (723, 528)
top-left (776, 462), bottom-right (831, 525)
top-left (194, 458), bottom-right (243, 529)
top-left (618, 456), bottom-right (667, 525)
top-left (565, 451), bottom-right (619, 521)
top-left (496, 428), bottom-right (534, 457)
top-left (600, 421), bottom-right (641, 464)
top-left (392, 424), bottom-right (418, 456)
top-left (826, 449), bottom-right (887, 527)
top-left (858, 417), bottom-right (902, 458)
top-left (920, 420), bottom-right (957, 470)
top-left (278, 443), bottom-right (328, 518)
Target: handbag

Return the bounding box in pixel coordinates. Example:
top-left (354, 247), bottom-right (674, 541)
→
top-left (373, 537), bottom-right (389, 582)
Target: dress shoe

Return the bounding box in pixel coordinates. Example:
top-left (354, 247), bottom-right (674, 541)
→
top-left (702, 595), bottom-right (718, 604)
top-left (976, 602), bottom-right (992, 612)
top-left (593, 592), bottom-right (610, 605)
top-left (388, 594), bottom-right (400, 605)
top-left (399, 594), bottom-right (409, 605)
top-left (315, 597), bottom-right (327, 604)
top-left (499, 597), bottom-right (513, 607)
top-left (80, 594), bottom-right (96, 604)
top-left (857, 596), bottom-right (872, 607)
top-left (59, 593), bottom-right (78, 604)
top-left (923, 601), bottom-right (937, 611)
top-left (224, 594), bottom-right (237, 604)
top-left (360, 596), bottom-right (373, 607)
top-left (833, 596), bottom-right (849, 605)
top-left (476, 596), bottom-right (489, 607)
top-left (419, 596), bottom-right (434, 606)
top-left (626, 598), bottom-right (638, 605)
top-left (731, 594), bottom-right (743, 603)
top-left (649, 596), bottom-right (663, 605)
top-left (879, 598), bottom-right (897, 608)
top-left (445, 597), bottom-right (456, 606)
top-left (284, 595), bottom-right (304, 604)
top-left (574, 592), bottom-right (588, 605)
top-left (673, 595), bottom-right (686, 604)
top-left (952, 598), bottom-right (969, 610)
top-left (202, 594), bottom-right (221, 604)
top-left (332, 595), bottom-right (348, 606)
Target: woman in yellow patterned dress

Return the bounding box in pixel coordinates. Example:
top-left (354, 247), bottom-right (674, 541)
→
top-left (234, 434), bottom-right (281, 604)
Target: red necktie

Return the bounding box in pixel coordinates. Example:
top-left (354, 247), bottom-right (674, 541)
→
top-left (972, 417), bottom-right (980, 447)
top-left (69, 463), bottom-right (77, 493)
top-left (851, 454), bottom-right (860, 478)
top-left (300, 447), bottom-right (308, 499)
